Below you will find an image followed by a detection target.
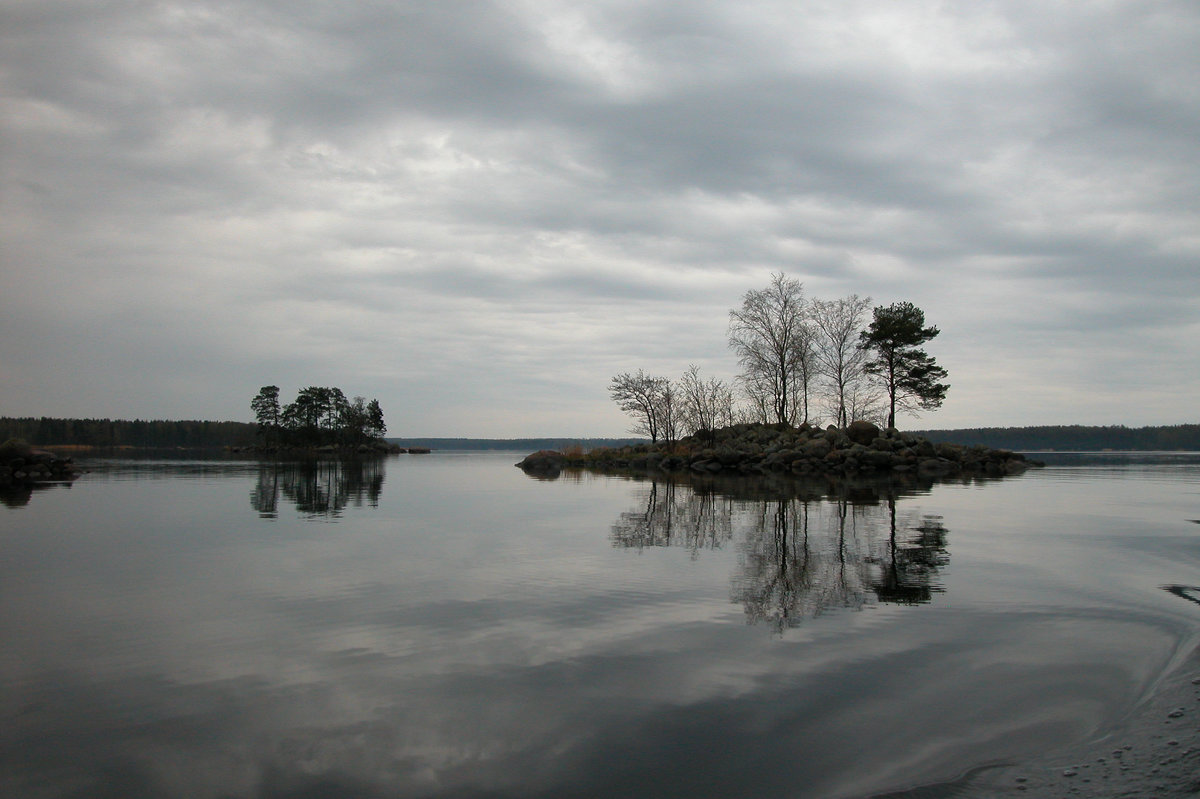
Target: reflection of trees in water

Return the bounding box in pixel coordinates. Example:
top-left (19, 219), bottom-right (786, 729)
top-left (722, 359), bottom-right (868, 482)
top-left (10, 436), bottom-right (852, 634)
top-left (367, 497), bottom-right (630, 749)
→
top-left (611, 481), bottom-right (735, 557)
top-left (610, 474), bottom-right (949, 632)
top-left (734, 497), bottom-right (949, 631)
top-left (1, 482), bottom-right (74, 509)
top-left (873, 505), bottom-right (949, 605)
top-left (250, 459), bottom-right (385, 518)
top-left (1163, 584), bottom-right (1200, 607)
top-left (736, 499), bottom-right (868, 629)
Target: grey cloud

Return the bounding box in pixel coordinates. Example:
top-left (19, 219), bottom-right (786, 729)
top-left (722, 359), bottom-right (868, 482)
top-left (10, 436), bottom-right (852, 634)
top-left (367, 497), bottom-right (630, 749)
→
top-left (1, 0), bottom-right (1197, 430)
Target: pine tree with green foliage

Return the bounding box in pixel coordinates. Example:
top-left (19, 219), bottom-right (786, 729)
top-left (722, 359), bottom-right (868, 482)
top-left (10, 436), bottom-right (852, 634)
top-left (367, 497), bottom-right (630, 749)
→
top-left (858, 302), bottom-right (949, 429)
top-left (251, 385), bottom-right (282, 444)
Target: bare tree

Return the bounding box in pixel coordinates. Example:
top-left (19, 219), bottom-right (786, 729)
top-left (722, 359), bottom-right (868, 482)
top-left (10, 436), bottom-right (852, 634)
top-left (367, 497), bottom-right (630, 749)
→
top-left (810, 294), bottom-right (873, 428)
top-left (679, 364), bottom-right (733, 437)
top-left (609, 370), bottom-right (671, 442)
top-left (713, 378), bottom-right (738, 429)
top-left (655, 379), bottom-right (681, 445)
top-left (728, 273), bottom-right (816, 426)
top-left (735, 378), bottom-right (776, 425)
top-left (843, 380), bottom-right (888, 429)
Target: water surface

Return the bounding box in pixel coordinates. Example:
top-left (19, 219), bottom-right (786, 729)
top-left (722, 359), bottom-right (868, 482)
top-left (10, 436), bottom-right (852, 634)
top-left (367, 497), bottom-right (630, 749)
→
top-left (3, 453), bottom-right (1199, 798)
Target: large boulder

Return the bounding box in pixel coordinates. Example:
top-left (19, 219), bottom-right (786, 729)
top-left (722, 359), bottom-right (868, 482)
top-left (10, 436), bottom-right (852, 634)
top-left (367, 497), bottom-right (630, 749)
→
top-left (804, 438), bottom-right (832, 458)
top-left (914, 439), bottom-right (937, 458)
top-left (917, 457), bottom-right (955, 475)
top-left (516, 450), bottom-right (567, 473)
top-left (0, 438), bottom-right (34, 462)
top-left (846, 420), bottom-right (882, 445)
top-left (0, 439), bottom-right (81, 487)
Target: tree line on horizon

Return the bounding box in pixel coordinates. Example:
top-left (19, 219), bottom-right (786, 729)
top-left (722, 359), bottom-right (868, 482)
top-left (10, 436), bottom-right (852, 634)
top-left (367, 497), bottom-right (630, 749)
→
top-left (0, 417), bottom-right (256, 448)
top-left (1, 417), bottom-right (1196, 453)
top-left (916, 424), bottom-right (1200, 452)
top-left (0, 386), bottom-right (388, 451)
top-left (610, 273), bottom-right (949, 442)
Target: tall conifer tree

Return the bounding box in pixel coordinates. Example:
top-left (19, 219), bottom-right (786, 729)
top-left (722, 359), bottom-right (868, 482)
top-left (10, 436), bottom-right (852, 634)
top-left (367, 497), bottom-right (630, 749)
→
top-left (858, 303), bottom-right (949, 429)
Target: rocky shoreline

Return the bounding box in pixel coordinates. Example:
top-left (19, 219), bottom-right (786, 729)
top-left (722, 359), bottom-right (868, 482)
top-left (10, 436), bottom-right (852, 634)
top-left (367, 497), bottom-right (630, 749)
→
top-left (518, 421), bottom-right (1041, 478)
top-left (0, 439), bottom-right (82, 488)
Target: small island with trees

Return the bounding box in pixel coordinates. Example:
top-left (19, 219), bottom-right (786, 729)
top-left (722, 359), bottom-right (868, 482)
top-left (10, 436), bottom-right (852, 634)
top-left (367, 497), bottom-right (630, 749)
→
top-left (245, 385), bottom-right (402, 455)
top-left (2, 273), bottom-right (1193, 479)
top-left (521, 273), bottom-right (1033, 479)
top-left (244, 386), bottom-right (403, 453)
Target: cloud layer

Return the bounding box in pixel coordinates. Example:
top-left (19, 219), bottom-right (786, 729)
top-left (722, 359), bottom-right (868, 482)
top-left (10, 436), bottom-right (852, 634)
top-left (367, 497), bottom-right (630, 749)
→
top-left (3, 1), bottom-right (1197, 434)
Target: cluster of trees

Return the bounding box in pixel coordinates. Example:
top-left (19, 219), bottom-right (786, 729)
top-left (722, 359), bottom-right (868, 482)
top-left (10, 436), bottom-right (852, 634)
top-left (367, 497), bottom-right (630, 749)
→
top-left (0, 417), bottom-right (255, 448)
top-left (251, 386), bottom-right (387, 448)
top-left (609, 365), bottom-right (738, 444)
top-left (611, 273), bottom-right (949, 441)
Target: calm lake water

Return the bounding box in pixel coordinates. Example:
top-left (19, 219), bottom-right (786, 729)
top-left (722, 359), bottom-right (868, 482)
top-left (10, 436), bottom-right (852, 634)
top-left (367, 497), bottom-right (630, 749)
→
top-left (3, 453), bottom-right (1200, 798)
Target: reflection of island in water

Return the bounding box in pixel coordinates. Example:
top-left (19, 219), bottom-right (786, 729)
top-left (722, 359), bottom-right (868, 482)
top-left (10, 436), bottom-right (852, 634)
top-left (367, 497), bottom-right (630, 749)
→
top-left (251, 459), bottom-right (385, 518)
top-left (0, 481), bottom-right (76, 509)
top-left (611, 472), bottom-right (949, 632)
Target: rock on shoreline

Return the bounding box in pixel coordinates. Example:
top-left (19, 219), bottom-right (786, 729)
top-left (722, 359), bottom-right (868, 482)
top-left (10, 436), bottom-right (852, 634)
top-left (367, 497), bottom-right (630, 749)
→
top-left (518, 421), bottom-right (1040, 478)
top-left (0, 439), bottom-right (82, 487)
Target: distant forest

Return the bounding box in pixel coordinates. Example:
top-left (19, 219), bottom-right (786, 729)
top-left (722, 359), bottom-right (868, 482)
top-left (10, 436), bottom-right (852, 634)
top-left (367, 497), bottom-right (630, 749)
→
top-left (0, 417), bottom-right (256, 449)
top-left (2, 418), bottom-right (1197, 452)
top-left (912, 424), bottom-right (1200, 452)
top-left (0, 419), bottom-right (636, 452)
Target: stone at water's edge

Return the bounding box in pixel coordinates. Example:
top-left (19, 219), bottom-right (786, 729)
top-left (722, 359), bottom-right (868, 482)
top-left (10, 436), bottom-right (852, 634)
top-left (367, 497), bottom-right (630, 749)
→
top-left (515, 422), bottom-right (1042, 479)
top-left (0, 439), bottom-right (82, 487)
top-left (516, 450), bottom-right (568, 473)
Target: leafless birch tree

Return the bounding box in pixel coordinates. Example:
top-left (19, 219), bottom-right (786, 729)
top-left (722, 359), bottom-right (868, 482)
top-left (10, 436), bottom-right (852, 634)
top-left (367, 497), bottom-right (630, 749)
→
top-left (728, 273), bottom-right (816, 425)
top-left (679, 364), bottom-right (735, 437)
top-left (609, 370), bottom-right (673, 442)
top-left (810, 294), bottom-right (873, 428)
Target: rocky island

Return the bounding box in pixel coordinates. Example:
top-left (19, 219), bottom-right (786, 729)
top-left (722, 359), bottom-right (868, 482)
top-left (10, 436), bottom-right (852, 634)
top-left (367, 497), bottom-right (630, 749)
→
top-left (0, 438), bottom-right (82, 488)
top-left (518, 421), bottom-right (1040, 478)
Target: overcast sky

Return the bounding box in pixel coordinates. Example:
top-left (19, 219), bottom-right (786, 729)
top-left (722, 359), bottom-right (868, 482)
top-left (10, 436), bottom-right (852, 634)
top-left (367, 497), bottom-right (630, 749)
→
top-left (2, 1), bottom-right (1197, 437)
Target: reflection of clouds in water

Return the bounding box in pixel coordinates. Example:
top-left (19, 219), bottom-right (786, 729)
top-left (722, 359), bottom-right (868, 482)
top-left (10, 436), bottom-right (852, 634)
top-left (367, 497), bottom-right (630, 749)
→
top-left (6, 494), bottom-right (948, 797)
top-left (7, 461), bottom-right (1200, 798)
top-left (10, 610), bottom-right (1160, 799)
top-left (611, 475), bottom-right (950, 631)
